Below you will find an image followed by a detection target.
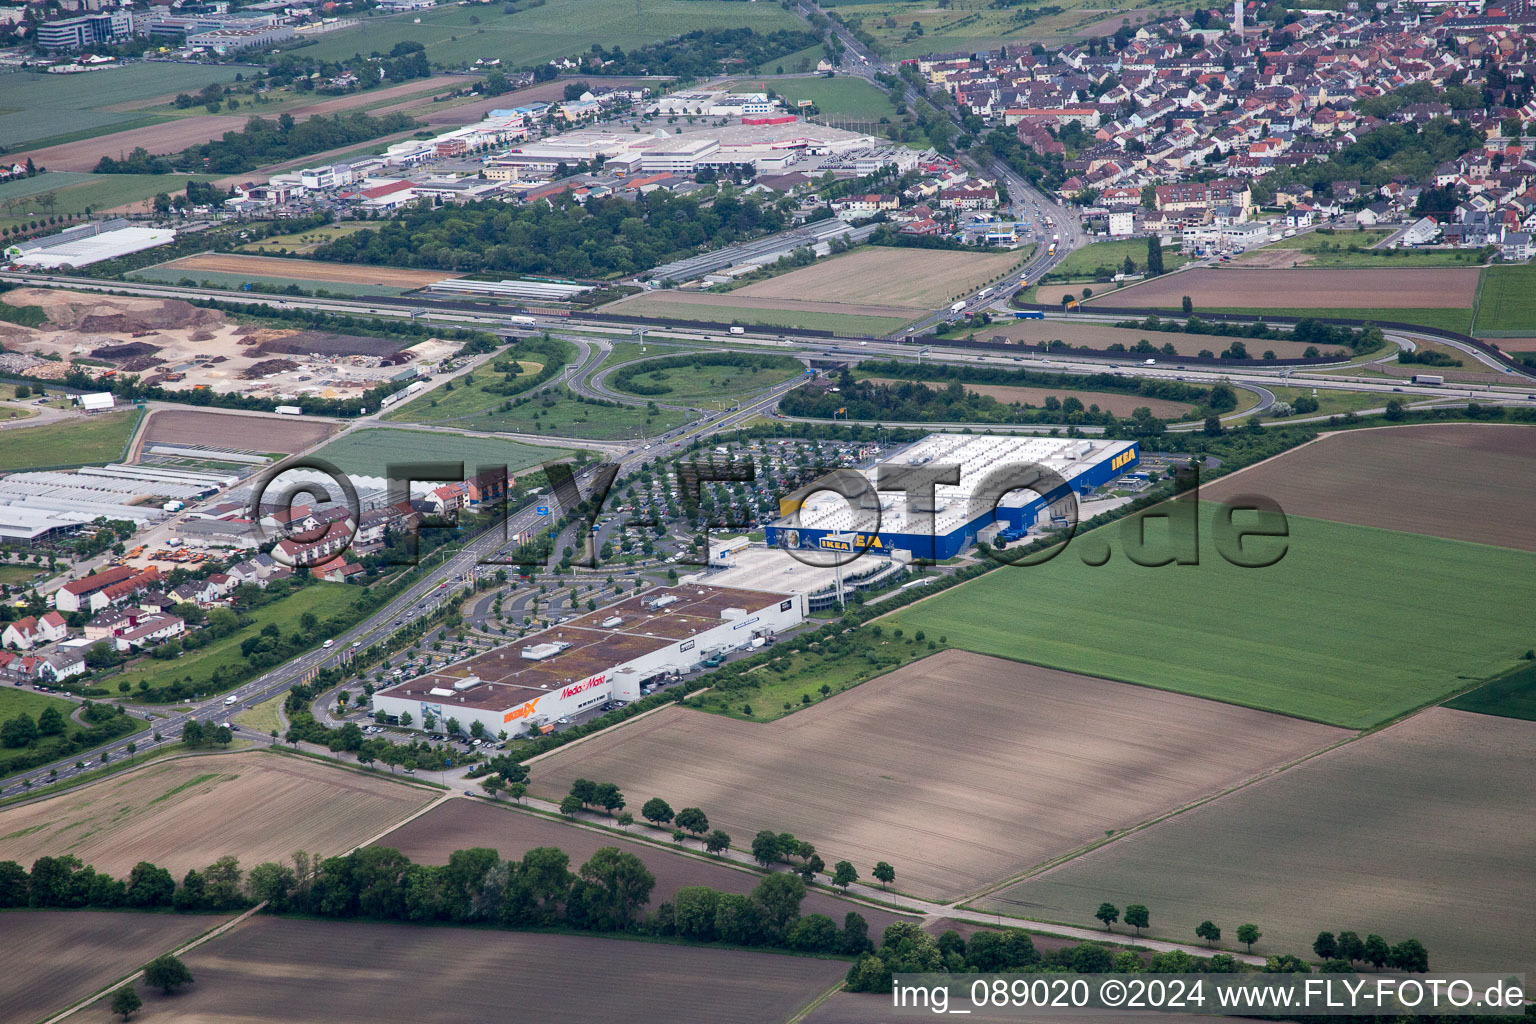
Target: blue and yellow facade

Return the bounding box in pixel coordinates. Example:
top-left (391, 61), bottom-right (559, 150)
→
top-left (766, 440), bottom-right (1139, 561)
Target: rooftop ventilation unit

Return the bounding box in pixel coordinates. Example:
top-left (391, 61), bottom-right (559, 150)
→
top-left (600, 616), bottom-right (625, 628)
top-left (452, 676), bottom-right (484, 691)
top-left (521, 641), bottom-right (571, 661)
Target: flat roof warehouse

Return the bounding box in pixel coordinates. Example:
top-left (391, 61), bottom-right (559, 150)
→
top-left (373, 585), bottom-right (803, 733)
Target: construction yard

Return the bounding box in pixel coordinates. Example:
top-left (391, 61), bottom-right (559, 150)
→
top-left (0, 751), bottom-right (436, 877)
top-left (529, 651), bottom-right (1348, 902)
top-left (0, 288), bottom-right (446, 402)
top-left (981, 709), bottom-right (1536, 978)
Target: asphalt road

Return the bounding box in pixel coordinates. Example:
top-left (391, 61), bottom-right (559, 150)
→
top-left (1, 356), bottom-right (815, 796)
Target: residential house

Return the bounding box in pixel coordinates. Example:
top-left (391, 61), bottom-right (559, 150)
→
top-left (113, 613), bottom-right (186, 652)
top-left (2, 611), bottom-right (68, 650)
top-left (53, 565), bottom-right (136, 613)
top-left (39, 649), bottom-right (86, 683)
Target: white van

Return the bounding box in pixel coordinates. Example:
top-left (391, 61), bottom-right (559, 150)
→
top-left (224, 695), bottom-right (237, 706)
top-left (323, 639), bottom-right (334, 648)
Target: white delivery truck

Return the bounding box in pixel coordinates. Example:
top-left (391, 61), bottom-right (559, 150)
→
top-left (728, 326), bottom-right (746, 335)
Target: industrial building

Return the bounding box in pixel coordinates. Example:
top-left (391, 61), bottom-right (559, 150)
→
top-left (0, 464), bottom-right (234, 545)
top-left (765, 434), bottom-right (1139, 561)
top-left (372, 585), bottom-right (803, 738)
top-left (36, 11), bottom-right (134, 49)
top-left (5, 219), bottom-right (176, 269)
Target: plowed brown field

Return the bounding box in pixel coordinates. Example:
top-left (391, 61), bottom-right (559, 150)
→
top-left (1203, 423), bottom-right (1536, 552)
top-left (0, 752), bottom-right (435, 877)
top-left (109, 917), bottom-right (847, 1024)
top-left (529, 651), bottom-right (1348, 901)
top-left (159, 253), bottom-right (453, 288)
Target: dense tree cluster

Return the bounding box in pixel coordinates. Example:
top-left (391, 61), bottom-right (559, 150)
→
top-left (585, 28), bottom-right (821, 80)
top-left (96, 112), bottom-right (415, 176)
top-left (781, 366), bottom-right (1201, 432)
top-left (312, 191), bottom-right (787, 278)
top-left (1251, 118), bottom-right (1481, 205)
top-left (0, 701), bottom-right (137, 777)
top-left (1116, 315), bottom-right (1381, 356)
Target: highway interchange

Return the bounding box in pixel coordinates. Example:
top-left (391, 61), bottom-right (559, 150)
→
top-left (4, 40), bottom-right (1535, 798)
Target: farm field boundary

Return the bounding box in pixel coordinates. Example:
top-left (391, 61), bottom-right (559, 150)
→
top-left (978, 708), bottom-right (1536, 978)
top-left (526, 650), bottom-right (1348, 902)
top-left (0, 749), bottom-right (436, 877)
top-left (76, 915), bottom-right (850, 1024)
top-left (881, 502), bottom-right (1536, 729)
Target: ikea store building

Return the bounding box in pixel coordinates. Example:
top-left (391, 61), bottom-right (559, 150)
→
top-left (764, 434), bottom-right (1139, 562)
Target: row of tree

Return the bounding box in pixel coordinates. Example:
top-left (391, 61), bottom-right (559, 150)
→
top-left (1, 845), bottom-right (876, 954)
top-left (584, 28), bottom-right (822, 80)
top-left (95, 112), bottom-right (416, 177)
top-left (1313, 929), bottom-right (1430, 973)
top-left (0, 702), bottom-right (138, 778)
top-left (782, 376), bottom-right (1171, 430)
top-left (1115, 314), bottom-right (1382, 355)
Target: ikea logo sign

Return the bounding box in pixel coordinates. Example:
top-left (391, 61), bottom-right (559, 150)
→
top-left (1111, 449), bottom-right (1136, 471)
top-left (819, 534), bottom-right (884, 551)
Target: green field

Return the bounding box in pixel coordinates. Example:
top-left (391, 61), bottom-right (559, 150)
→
top-left (0, 172), bottom-right (95, 202)
top-left (0, 689), bottom-right (149, 774)
top-left (296, 0), bottom-right (801, 68)
top-left (611, 297), bottom-right (913, 336)
top-left (111, 585), bottom-right (339, 699)
top-left (883, 503), bottom-right (1536, 729)
top-left (1472, 262), bottom-right (1536, 335)
top-left (1444, 661), bottom-right (1536, 722)
top-left (129, 266), bottom-right (407, 298)
top-left (735, 76), bottom-right (898, 120)
top-left (753, 42), bottom-right (825, 75)
top-left (239, 222), bottom-right (374, 255)
top-left (234, 693), bottom-right (287, 735)
top-left (0, 564), bottom-right (45, 586)
top-left (824, 0), bottom-right (1179, 58)
top-left (1266, 385), bottom-right (1392, 418)
top-left (381, 362), bottom-right (565, 427)
top-left (1044, 238), bottom-right (1189, 282)
top-left (1264, 230), bottom-right (1488, 269)
top-left (433, 390), bottom-right (692, 440)
top-left (0, 411), bottom-right (141, 472)
top-left (0, 64), bottom-right (240, 150)
top-left (0, 174), bottom-right (214, 223)
top-left (0, 690), bottom-right (82, 735)
top-left (1204, 306), bottom-right (1474, 334)
top-left (609, 353), bottom-right (803, 404)
top-left (313, 427), bottom-right (573, 479)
